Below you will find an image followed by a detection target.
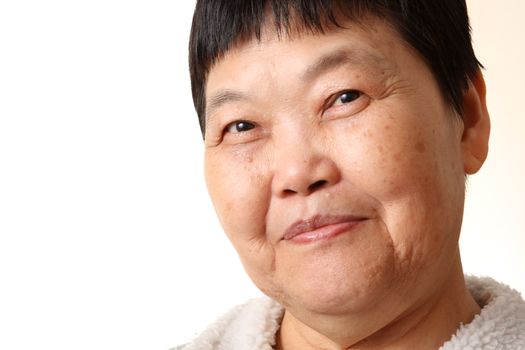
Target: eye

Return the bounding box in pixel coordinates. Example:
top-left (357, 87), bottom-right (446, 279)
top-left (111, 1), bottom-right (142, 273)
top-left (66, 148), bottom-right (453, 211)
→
top-left (332, 90), bottom-right (361, 107)
top-left (322, 89), bottom-right (370, 120)
top-left (225, 120), bottom-right (256, 134)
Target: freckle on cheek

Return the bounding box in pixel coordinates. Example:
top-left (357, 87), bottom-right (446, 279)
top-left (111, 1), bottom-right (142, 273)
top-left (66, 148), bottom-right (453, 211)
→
top-left (394, 153), bottom-right (402, 162)
top-left (415, 142), bottom-right (426, 153)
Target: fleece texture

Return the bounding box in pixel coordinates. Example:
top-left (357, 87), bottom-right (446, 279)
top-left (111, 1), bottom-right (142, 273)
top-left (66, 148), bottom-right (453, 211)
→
top-left (176, 276), bottom-right (525, 349)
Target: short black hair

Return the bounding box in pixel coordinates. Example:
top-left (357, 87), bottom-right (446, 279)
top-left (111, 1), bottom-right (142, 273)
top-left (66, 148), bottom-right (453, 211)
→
top-left (189, 0), bottom-right (482, 136)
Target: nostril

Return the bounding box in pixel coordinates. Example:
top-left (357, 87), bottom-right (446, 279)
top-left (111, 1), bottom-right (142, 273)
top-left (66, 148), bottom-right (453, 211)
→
top-left (280, 179), bottom-right (332, 197)
top-left (308, 179), bottom-right (328, 192)
top-left (283, 189), bottom-right (296, 196)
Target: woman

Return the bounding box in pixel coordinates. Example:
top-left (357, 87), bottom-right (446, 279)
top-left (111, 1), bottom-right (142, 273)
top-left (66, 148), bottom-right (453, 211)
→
top-left (178, 1), bottom-right (525, 348)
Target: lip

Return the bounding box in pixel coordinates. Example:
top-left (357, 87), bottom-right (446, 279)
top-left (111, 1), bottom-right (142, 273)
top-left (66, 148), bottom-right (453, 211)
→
top-left (282, 215), bottom-right (367, 244)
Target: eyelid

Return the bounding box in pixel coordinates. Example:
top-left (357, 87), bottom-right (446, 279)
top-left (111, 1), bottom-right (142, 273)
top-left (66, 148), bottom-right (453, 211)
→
top-left (224, 120), bottom-right (257, 134)
top-left (323, 89), bottom-right (370, 119)
top-left (327, 89), bottom-right (361, 107)
top-left (218, 118), bottom-right (266, 145)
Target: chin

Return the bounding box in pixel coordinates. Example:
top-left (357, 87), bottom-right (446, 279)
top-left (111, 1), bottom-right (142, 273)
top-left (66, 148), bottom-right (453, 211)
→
top-left (271, 239), bottom-right (397, 314)
top-left (275, 261), bottom-right (398, 316)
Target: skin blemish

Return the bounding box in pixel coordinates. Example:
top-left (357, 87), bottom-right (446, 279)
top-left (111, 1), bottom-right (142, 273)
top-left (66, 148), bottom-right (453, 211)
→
top-left (394, 153), bottom-right (402, 162)
top-left (415, 142), bottom-right (426, 153)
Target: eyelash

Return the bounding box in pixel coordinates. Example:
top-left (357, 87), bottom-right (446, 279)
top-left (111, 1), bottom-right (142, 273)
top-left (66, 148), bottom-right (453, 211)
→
top-left (329, 89), bottom-right (362, 108)
top-left (224, 120), bottom-right (256, 135)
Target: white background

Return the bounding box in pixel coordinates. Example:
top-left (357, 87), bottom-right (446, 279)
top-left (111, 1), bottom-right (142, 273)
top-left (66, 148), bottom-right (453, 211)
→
top-left (0, 1), bottom-right (523, 349)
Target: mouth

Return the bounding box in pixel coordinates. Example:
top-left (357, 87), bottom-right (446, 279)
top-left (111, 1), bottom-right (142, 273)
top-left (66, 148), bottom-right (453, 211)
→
top-left (282, 214), bottom-right (367, 244)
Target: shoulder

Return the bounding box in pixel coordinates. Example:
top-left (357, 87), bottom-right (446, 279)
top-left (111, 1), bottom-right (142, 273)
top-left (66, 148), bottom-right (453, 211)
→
top-left (173, 296), bottom-right (284, 350)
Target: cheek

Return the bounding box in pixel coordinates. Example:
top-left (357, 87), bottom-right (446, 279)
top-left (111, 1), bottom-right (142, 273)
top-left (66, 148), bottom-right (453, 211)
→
top-left (205, 150), bottom-right (281, 297)
top-left (330, 109), bottom-right (464, 268)
top-left (332, 113), bottom-right (436, 198)
top-left (204, 150), bottom-right (270, 242)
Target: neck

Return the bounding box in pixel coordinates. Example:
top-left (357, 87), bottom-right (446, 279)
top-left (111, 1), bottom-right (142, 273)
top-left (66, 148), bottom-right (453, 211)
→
top-left (276, 255), bottom-right (480, 350)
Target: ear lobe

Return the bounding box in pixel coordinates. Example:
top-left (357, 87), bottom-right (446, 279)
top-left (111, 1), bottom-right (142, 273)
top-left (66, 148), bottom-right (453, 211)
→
top-left (460, 71), bottom-right (491, 174)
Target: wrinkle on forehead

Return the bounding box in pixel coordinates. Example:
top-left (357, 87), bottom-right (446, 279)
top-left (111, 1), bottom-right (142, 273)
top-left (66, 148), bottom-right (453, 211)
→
top-left (300, 46), bottom-right (396, 83)
top-left (206, 40), bottom-right (397, 119)
top-left (205, 16), bottom-right (407, 129)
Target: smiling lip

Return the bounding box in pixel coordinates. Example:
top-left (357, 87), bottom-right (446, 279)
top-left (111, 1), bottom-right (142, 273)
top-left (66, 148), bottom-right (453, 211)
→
top-left (283, 215), bottom-right (367, 244)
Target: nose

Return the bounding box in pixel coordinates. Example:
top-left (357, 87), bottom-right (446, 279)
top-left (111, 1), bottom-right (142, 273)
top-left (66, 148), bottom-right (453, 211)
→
top-left (271, 135), bottom-right (341, 198)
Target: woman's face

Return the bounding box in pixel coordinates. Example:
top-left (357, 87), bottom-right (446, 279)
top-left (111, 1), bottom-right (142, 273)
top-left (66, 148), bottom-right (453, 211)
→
top-left (203, 18), bottom-right (468, 318)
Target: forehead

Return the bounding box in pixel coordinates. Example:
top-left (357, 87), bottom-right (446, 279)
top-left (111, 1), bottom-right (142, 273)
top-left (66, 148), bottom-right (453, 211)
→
top-left (205, 17), bottom-right (405, 100)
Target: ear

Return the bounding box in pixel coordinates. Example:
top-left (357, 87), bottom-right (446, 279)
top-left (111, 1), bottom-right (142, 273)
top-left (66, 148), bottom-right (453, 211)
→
top-left (460, 71), bottom-right (491, 174)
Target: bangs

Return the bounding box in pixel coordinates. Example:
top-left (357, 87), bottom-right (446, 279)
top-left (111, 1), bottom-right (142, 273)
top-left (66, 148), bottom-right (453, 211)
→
top-left (189, 0), bottom-right (384, 133)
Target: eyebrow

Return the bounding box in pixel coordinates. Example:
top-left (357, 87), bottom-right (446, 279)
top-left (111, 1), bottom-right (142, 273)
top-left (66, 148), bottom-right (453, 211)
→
top-left (206, 89), bottom-right (249, 121)
top-left (302, 48), bottom-right (390, 82)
